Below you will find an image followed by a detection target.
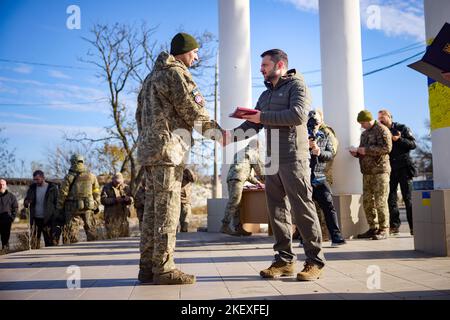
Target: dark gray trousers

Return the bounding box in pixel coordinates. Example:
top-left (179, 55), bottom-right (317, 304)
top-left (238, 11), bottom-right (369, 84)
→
top-left (265, 160), bottom-right (325, 267)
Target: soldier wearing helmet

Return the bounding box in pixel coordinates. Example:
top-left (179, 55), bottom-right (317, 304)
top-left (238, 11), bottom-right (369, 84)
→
top-left (56, 154), bottom-right (101, 243)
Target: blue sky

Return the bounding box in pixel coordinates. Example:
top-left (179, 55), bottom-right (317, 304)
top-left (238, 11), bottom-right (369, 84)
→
top-left (0, 0), bottom-right (431, 177)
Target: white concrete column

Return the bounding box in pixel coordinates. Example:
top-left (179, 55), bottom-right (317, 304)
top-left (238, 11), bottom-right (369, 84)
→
top-left (318, 0), bottom-right (365, 195)
top-left (218, 0), bottom-right (252, 196)
top-left (424, 0), bottom-right (450, 190)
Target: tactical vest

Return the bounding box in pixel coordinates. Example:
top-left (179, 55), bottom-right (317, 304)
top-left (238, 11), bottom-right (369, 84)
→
top-left (67, 172), bottom-right (96, 211)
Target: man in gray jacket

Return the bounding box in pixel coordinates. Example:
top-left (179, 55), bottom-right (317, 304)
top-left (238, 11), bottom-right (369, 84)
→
top-left (230, 49), bottom-right (325, 281)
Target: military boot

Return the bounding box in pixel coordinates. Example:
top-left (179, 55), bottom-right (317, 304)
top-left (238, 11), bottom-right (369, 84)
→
top-left (220, 223), bottom-right (234, 235)
top-left (154, 269), bottom-right (196, 285)
top-left (138, 269), bottom-right (154, 284)
top-left (357, 228), bottom-right (378, 239)
top-left (372, 229), bottom-right (388, 240)
top-left (260, 260), bottom-right (295, 278)
top-left (296, 263), bottom-right (324, 281)
top-left (232, 224), bottom-right (252, 237)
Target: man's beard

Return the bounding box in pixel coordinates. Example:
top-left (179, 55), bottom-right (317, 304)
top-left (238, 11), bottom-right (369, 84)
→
top-left (264, 67), bottom-right (278, 82)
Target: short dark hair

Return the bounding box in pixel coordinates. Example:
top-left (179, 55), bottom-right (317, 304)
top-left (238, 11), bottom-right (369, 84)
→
top-left (261, 49), bottom-right (288, 68)
top-left (33, 170), bottom-right (45, 178)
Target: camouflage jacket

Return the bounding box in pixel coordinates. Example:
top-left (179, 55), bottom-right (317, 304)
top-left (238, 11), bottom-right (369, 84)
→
top-left (136, 51), bottom-right (223, 166)
top-left (227, 147), bottom-right (265, 184)
top-left (181, 168), bottom-right (195, 204)
top-left (101, 182), bottom-right (133, 218)
top-left (320, 124), bottom-right (338, 185)
top-left (56, 166), bottom-right (101, 217)
top-left (358, 121), bottom-right (392, 175)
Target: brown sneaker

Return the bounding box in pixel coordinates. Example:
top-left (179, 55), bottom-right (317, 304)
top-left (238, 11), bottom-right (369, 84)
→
top-left (260, 260), bottom-right (295, 278)
top-left (154, 269), bottom-right (196, 285)
top-left (232, 224), bottom-right (252, 237)
top-left (296, 263), bottom-right (324, 281)
top-left (357, 228), bottom-right (378, 239)
top-left (220, 224), bottom-right (234, 235)
top-left (372, 229), bottom-right (388, 240)
top-left (138, 269), bottom-right (154, 284)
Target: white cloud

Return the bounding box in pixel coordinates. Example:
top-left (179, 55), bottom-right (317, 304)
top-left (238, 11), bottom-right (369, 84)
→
top-left (0, 82), bottom-right (18, 95)
top-left (48, 70), bottom-right (71, 79)
top-left (2, 122), bottom-right (106, 139)
top-left (0, 76), bottom-right (110, 113)
top-left (279, 0), bottom-right (318, 11)
top-left (276, 0), bottom-right (425, 41)
top-left (360, 0), bottom-right (425, 41)
top-left (12, 64), bottom-right (33, 74)
top-left (0, 112), bottom-right (43, 121)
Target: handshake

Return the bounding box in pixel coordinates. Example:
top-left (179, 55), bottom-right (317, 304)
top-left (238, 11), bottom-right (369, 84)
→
top-left (219, 108), bottom-right (262, 147)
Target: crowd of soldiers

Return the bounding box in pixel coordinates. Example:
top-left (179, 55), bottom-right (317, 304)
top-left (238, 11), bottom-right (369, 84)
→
top-left (0, 154), bottom-right (196, 252)
top-left (0, 32), bottom-right (417, 286)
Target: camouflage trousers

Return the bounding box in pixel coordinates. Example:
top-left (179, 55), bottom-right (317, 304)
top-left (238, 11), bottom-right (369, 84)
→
top-left (179, 203), bottom-right (191, 225)
top-left (140, 165), bottom-right (183, 275)
top-left (363, 173), bottom-right (390, 230)
top-left (222, 180), bottom-right (244, 228)
top-left (62, 211), bottom-right (97, 244)
top-left (105, 213), bottom-right (129, 239)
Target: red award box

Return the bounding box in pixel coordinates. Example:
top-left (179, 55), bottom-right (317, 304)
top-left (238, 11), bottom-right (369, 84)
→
top-left (229, 107), bottom-right (258, 119)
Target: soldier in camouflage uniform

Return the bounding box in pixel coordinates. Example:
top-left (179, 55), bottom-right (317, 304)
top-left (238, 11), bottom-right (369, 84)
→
top-left (136, 33), bottom-right (224, 285)
top-left (101, 173), bottom-right (133, 239)
top-left (350, 110), bottom-right (392, 240)
top-left (220, 141), bottom-right (264, 236)
top-left (179, 168), bottom-right (196, 233)
top-left (56, 154), bottom-right (100, 244)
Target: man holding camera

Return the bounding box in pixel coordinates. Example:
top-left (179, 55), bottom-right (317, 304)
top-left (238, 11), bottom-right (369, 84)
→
top-left (378, 109), bottom-right (416, 236)
top-left (101, 172), bottom-right (134, 238)
top-left (307, 111), bottom-right (346, 246)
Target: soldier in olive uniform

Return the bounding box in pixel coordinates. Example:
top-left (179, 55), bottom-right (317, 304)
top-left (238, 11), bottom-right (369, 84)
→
top-left (136, 33), bottom-right (225, 285)
top-left (101, 173), bottom-right (133, 239)
top-left (220, 141), bottom-right (264, 236)
top-left (350, 110), bottom-right (392, 240)
top-left (56, 154), bottom-right (100, 244)
top-left (179, 168), bottom-right (196, 233)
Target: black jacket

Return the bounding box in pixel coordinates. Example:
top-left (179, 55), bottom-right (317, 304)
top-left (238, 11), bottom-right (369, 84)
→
top-left (389, 122), bottom-right (416, 173)
top-left (0, 190), bottom-right (18, 221)
top-left (310, 129), bottom-right (334, 184)
top-left (235, 69), bottom-right (312, 164)
top-left (24, 182), bottom-right (59, 224)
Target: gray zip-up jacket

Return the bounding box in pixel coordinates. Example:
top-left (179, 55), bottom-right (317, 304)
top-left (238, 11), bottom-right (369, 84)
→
top-left (234, 69), bottom-right (312, 164)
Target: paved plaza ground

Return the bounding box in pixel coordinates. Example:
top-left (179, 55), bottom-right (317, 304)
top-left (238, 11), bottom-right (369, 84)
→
top-left (0, 230), bottom-right (449, 300)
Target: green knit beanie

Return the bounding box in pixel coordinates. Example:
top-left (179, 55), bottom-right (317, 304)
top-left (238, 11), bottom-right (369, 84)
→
top-left (170, 33), bottom-right (199, 56)
top-left (357, 110), bottom-right (373, 122)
